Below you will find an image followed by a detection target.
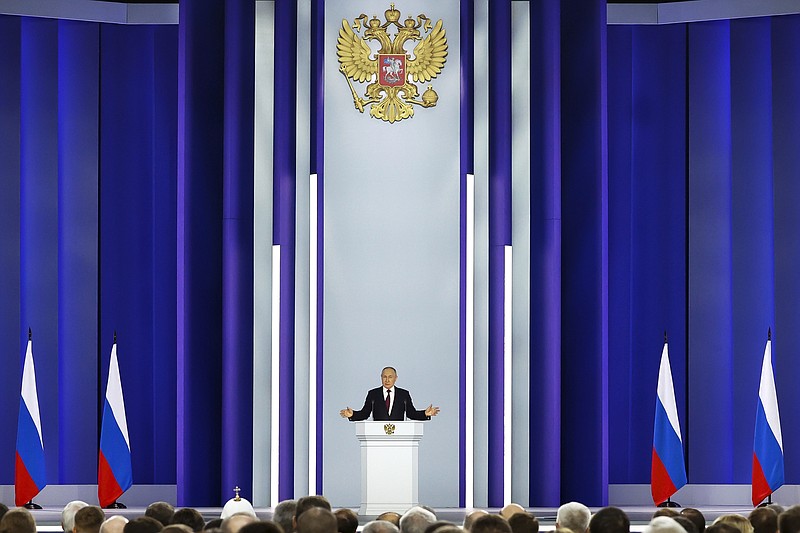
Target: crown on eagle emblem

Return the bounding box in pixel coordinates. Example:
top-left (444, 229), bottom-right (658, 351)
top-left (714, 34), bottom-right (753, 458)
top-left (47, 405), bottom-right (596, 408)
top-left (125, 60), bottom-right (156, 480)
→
top-left (337, 4), bottom-right (448, 124)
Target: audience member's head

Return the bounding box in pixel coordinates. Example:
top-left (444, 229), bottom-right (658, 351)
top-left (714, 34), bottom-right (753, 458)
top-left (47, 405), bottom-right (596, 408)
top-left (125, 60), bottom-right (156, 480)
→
top-left (644, 517), bottom-right (684, 533)
top-left (295, 496), bottom-right (332, 521)
top-left (557, 503), bottom-right (591, 533)
top-left (378, 514), bottom-right (402, 528)
top-left (680, 509), bottom-right (706, 533)
top-left (221, 515), bottom-right (257, 533)
top-left (206, 521), bottom-right (224, 531)
top-left (273, 501), bottom-right (297, 533)
top-left (124, 517), bottom-right (165, 533)
top-left (766, 505), bottom-right (783, 517)
top-left (464, 511), bottom-right (489, 532)
top-left (147, 503), bottom-right (176, 528)
top-left (363, 522), bottom-right (400, 533)
top-left (63, 501), bottom-right (90, 532)
top-left (239, 522), bottom-right (284, 533)
top-left (334, 509), bottom-right (358, 533)
top-left (0, 505), bottom-right (8, 526)
top-left (654, 510), bottom-right (680, 519)
top-left (471, 515), bottom-right (511, 533)
top-left (779, 506), bottom-right (800, 533)
top-left (400, 507), bottom-right (437, 533)
top-left (172, 509), bottom-right (206, 532)
top-left (672, 516), bottom-right (698, 533)
top-left (421, 508), bottom-right (437, 521)
top-left (74, 506), bottom-right (105, 533)
top-left (163, 526), bottom-right (193, 533)
top-left (424, 522), bottom-right (456, 533)
top-left (589, 507), bottom-right (630, 533)
top-left (704, 523), bottom-right (739, 533)
top-left (713, 515), bottom-right (753, 533)
top-left (1, 509), bottom-right (36, 533)
top-left (501, 505), bottom-right (526, 520)
top-left (556, 528), bottom-right (576, 533)
top-left (509, 513), bottom-right (539, 533)
top-left (296, 508), bottom-right (337, 533)
top-left (100, 516), bottom-right (130, 533)
top-left (749, 507), bottom-right (777, 533)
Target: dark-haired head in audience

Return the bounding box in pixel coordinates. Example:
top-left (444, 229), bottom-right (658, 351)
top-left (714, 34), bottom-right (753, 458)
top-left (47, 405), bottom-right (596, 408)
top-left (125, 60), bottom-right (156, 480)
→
top-left (673, 516), bottom-right (698, 533)
top-left (221, 514), bottom-right (257, 533)
top-left (509, 513), bottom-right (539, 533)
top-left (749, 507), bottom-right (777, 533)
top-left (295, 496), bottom-right (331, 520)
top-left (172, 509), bottom-right (205, 532)
top-left (1, 508), bottom-right (36, 533)
top-left (124, 517), bottom-right (164, 533)
top-left (273, 501), bottom-right (296, 533)
top-left (163, 526), bottom-right (193, 533)
top-left (297, 508), bottom-right (337, 533)
top-left (766, 505), bottom-right (783, 517)
top-left (239, 521), bottom-right (284, 533)
top-left (0, 504), bottom-right (8, 525)
top-left (589, 507), bottom-right (630, 533)
top-left (400, 507), bottom-right (437, 533)
top-left (464, 511), bottom-right (489, 532)
top-left (471, 514), bottom-right (512, 533)
top-left (424, 521), bottom-right (457, 533)
top-left (653, 510), bottom-right (679, 519)
top-left (334, 509), bottom-right (358, 533)
top-left (378, 513), bottom-right (402, 528)
top-left (363, 521), bottom-right (400, 533)
top-left (779, 506), bottom-right (800, 533)
top-left (75, 506), bottom-right (105, 533)
top-left (680, 509), bottom-right (706, 533)
top-left (147, 503), bottom-right (176, 528)
top-left (206, 521), bottom-right (224, 531)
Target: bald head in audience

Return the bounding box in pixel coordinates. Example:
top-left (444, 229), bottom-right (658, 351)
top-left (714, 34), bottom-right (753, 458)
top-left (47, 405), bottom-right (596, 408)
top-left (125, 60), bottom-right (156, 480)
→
top-left (400, 507), bottom-right (436, 533)
top-left (101, 517), bottom-right (130, 533)
top-left (221, 514), bottom-right (257, 533)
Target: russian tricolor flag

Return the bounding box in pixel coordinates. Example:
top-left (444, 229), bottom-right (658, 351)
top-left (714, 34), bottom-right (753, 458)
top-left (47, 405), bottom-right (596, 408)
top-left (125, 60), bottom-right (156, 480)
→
top-left (651, 338), bottom-right (687, 505)
top-left (98, 338), bottom-right (132, 507)
top-left (752, 330), bottom-right (783, 506)
top-left (15, 333), bottom-right (47, 506)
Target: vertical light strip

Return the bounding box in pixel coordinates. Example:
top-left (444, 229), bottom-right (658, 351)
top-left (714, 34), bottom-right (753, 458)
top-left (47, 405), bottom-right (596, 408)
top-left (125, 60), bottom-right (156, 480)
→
top-left (271, 244), bottom-right (281, 507)
top-left (503, 244), bottom-right (512, 504)
top-left (308, 173), bottom-right (318, 494)
top-left (466, 173), bottom-right (476, 508)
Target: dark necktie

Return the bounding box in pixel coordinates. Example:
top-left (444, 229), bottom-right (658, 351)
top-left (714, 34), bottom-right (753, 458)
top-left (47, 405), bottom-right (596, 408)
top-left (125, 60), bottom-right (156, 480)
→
top-left (385, 389), bottom-right (391, 413)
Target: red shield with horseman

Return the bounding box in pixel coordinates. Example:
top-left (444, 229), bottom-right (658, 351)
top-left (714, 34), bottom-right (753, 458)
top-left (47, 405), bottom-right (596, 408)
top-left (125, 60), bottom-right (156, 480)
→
top-left (378, 54), bottom-right (406, 87)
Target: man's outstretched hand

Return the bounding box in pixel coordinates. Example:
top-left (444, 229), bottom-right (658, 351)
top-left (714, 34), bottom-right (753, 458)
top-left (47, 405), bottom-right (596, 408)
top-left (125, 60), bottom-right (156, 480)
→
top-left (425, 404), bottom-right (441, 417)
top-left (340, 407), bottom-right (354, 418)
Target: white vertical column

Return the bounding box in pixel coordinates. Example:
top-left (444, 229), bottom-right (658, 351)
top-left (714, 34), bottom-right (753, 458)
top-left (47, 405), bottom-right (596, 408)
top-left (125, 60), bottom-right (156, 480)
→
top-left (503, 245), bottom-right (512, 504)
top-left (466, 173), bottom-right (475, 508)
top-left (271, 244), bottom-right (281, 507)
top-left (253, 0), bottom-right (275, 508)
top-left (309, 173), bottom-right (318, 494)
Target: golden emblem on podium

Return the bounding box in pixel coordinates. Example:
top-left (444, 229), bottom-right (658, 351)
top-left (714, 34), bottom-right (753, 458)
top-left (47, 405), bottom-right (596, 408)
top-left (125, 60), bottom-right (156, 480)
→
top-left (337, 4), bottom-right (448, 123)
top-left (384, 423), bottom-right (396, 435)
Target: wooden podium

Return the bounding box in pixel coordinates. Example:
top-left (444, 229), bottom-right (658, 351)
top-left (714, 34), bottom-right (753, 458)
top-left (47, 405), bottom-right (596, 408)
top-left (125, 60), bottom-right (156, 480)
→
top-left (355, 421), bottom-right (425, 515)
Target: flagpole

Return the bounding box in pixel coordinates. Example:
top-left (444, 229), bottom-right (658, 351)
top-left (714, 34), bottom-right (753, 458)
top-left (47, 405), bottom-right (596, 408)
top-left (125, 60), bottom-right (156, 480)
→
top-left (22, 328), bottom-right (42, 510)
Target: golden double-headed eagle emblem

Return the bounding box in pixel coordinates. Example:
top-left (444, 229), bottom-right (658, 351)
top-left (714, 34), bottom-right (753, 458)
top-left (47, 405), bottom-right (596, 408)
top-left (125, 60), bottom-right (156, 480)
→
top-left (337, 4), bottom-right (448, 123)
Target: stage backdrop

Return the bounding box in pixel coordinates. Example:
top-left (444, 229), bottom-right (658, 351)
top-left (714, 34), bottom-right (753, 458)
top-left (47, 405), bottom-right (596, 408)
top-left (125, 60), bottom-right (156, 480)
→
top-left (322, 0), bottom-right (461, 507)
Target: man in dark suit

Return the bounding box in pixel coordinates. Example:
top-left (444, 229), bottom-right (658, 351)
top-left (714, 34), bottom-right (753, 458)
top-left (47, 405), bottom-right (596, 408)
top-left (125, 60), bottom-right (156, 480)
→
top-left (340, 367), bottom-right (440, 421)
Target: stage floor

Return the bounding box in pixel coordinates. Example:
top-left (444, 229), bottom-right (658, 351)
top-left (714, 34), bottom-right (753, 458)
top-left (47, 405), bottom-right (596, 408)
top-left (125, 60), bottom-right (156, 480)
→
top-left (25, 505), bottom-right (760, 530)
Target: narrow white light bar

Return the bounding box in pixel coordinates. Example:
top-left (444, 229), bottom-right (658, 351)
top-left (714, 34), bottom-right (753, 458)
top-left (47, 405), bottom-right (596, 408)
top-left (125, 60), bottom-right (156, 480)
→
top-left (466, 173), bottom-right (475, 508)
top-left (309, 174), bottom-right (318, 494)
top-left (503, 244), bottom-right (512, 504)
top-left (271, 244), bottom-right (281, 507)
